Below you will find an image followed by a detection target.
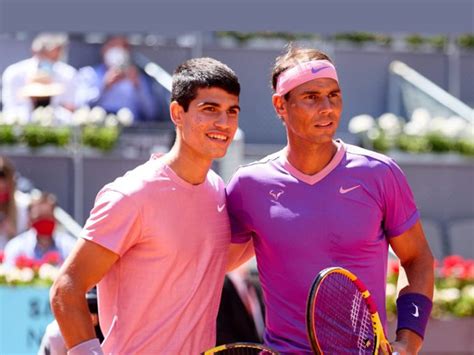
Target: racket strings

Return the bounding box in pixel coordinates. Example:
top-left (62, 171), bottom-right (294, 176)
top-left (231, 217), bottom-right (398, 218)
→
top-left (313, 273), bottom-right (375, 354)
top-left (350, 290), bottom-right (363, 331)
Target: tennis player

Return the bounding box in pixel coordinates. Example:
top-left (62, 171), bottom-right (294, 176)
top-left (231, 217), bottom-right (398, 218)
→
top-left (227, 45), bottom-right (434, 354)
top-left (50, 57), bottom-right (241, 354)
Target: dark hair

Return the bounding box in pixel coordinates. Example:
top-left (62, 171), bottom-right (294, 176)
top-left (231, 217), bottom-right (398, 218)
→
top-left (171, 57), bottom-right (240, 111)
top-left (271, 44), bottom-right (333, 99)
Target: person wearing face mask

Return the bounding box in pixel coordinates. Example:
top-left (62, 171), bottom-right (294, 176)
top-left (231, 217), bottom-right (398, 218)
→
top-left (75, 36), bottom-right (162, 123)
top-left (0, 156), bottom-right (29, 250)
top-left (2, 191), bottom-right (76, 267)
top-left (1, 33), bottom-right (77, 121)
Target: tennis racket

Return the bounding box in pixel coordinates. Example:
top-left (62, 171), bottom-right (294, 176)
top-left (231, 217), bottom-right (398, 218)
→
top-left (202, 342), bottom-right (279, 354)
top-left (306, 267), bottom-right (392, 354)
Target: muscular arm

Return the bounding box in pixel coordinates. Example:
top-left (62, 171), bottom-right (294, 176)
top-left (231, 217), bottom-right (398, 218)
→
top-left (50, 239), bottom-right (119, 349)
top-left (389, 220), bottom-right (435, 354)
top-left (227, 240), bottom-right (255, 272)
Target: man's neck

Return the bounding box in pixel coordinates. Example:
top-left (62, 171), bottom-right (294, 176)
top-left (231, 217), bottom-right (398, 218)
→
top-left (161, 144), bottom-right (213, 185)
top-left (285, 140), bottom-right (338, 176)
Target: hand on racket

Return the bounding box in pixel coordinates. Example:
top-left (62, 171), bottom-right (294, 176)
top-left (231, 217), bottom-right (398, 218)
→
top-left (306, 267), bottom-right (393, 354)
top-left (202, 342), bottom-right (279, 354)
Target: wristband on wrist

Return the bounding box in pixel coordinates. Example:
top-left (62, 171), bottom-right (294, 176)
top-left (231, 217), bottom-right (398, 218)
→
top-left (396, 292), bottom-right (432, 339)
top-left (68, 338), bottom-right (103, 355)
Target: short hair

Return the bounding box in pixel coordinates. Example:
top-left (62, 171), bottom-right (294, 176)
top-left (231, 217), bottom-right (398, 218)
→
top-left (171, 57), bottom-right (240, 112)
top-left (28, 191), bottom-right (57, 214)
top-left (102, 35), bottom-right (130, 50)
top-left (31, 33), bottom-right (68, 53)
top-left (271, 44), bottom-right (334, 98)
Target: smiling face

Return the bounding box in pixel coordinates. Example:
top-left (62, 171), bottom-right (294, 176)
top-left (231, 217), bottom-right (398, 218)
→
top-left (273, 77), bottom-right (343, 147)
top-left (171, 87), bottom-right (240, 162)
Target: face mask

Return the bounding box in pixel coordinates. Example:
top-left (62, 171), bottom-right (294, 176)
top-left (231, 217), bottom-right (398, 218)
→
top-left (0, 191), bottom-right (10, 203)
top-left (104, 46), bottom-right (130, 69)
top-left (32, 218), bottom-right (56, 237)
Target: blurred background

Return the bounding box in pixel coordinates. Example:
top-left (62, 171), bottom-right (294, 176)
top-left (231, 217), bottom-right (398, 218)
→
top-left (0, 1), bottom-right (473, 353)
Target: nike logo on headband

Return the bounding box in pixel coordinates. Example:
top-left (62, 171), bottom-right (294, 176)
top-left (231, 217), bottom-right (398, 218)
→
top-left (311, 66), bottom-right (330, 75)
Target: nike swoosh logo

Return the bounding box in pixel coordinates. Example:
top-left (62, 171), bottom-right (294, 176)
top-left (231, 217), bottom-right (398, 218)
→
top-left (217, 204), bottom-right (226, 212)
top-left (339, 185), bottom-right (361, 194)
top-left (412, 303), bottom-right (419, 318)
top-left (311, 66), bottom-right (329, 75)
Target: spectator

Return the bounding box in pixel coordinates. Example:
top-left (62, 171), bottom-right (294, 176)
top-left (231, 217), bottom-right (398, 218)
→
top-left (1, 33), bottom-right (77, 120)
top-left (0, 156), bottom-right (29, 249)
top-left (3, 191), bottom-right (76, 267)
top-left (75, 36), bottom-right (164, 123)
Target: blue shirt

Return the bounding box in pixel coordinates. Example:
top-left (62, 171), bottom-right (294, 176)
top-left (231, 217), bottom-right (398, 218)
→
top-left (75, 64), bottom-right (168, 122)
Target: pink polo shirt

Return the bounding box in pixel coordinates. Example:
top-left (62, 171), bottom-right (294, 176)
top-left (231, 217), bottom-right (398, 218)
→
top-left (81, 154), bottom-right (230, 354)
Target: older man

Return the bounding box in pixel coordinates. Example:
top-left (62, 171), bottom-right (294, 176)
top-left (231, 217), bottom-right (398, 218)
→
top-left (1, 33), bottom-right (77, 119)
top-left (227, 45), bottom-right (434, 354)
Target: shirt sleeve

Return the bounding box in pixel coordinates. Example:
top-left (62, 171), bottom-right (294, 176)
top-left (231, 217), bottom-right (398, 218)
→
top-left (1, 64), bottom-right (30, 114)
top-left (382, 159), bottom-right (420, 238)
top-left (74, 66), bottom-right (101, 107)
top-left (54, 63), bottom-right (77, 107)
top-left (226, 173), bottom-right (253, 244)
top-left (81, 188), bottom-right (142, 256)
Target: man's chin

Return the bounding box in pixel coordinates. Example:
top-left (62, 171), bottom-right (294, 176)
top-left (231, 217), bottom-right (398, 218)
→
top-left (211, 147), bottom-right (230, 160)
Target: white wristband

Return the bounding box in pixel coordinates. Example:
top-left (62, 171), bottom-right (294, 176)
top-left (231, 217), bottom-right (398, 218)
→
top-left (68, 338), bottom-right (103, 355)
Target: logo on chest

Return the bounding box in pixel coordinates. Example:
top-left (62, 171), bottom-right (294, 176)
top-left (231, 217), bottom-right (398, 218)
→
top-left (339, 184), bottom-right (361, 194)
top-left (269, 189), bottom-right (285, 201)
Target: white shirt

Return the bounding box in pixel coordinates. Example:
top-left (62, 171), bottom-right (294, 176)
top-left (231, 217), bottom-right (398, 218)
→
top-left (1, 57), bottom-right (77, 121)
top-left (37, 320), bottom-right (67, 355)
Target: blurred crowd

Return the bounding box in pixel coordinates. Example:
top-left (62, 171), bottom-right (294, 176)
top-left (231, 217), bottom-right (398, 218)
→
top-left (1, 33), bottom-right (171, 125)
top-left (0, 155), bottom-right (75, 266)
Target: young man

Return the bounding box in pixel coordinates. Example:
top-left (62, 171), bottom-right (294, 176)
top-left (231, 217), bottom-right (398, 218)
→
top-left (50, 57), bottom-right (241, 354)
top-left (227, 46), bottom-right (434, 354)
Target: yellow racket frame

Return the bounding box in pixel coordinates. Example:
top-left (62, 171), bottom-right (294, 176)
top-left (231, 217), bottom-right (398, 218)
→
top-left (307, 267), bottom-right (392, 355)
top-left (203, 342), bottom-right (279, 354)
